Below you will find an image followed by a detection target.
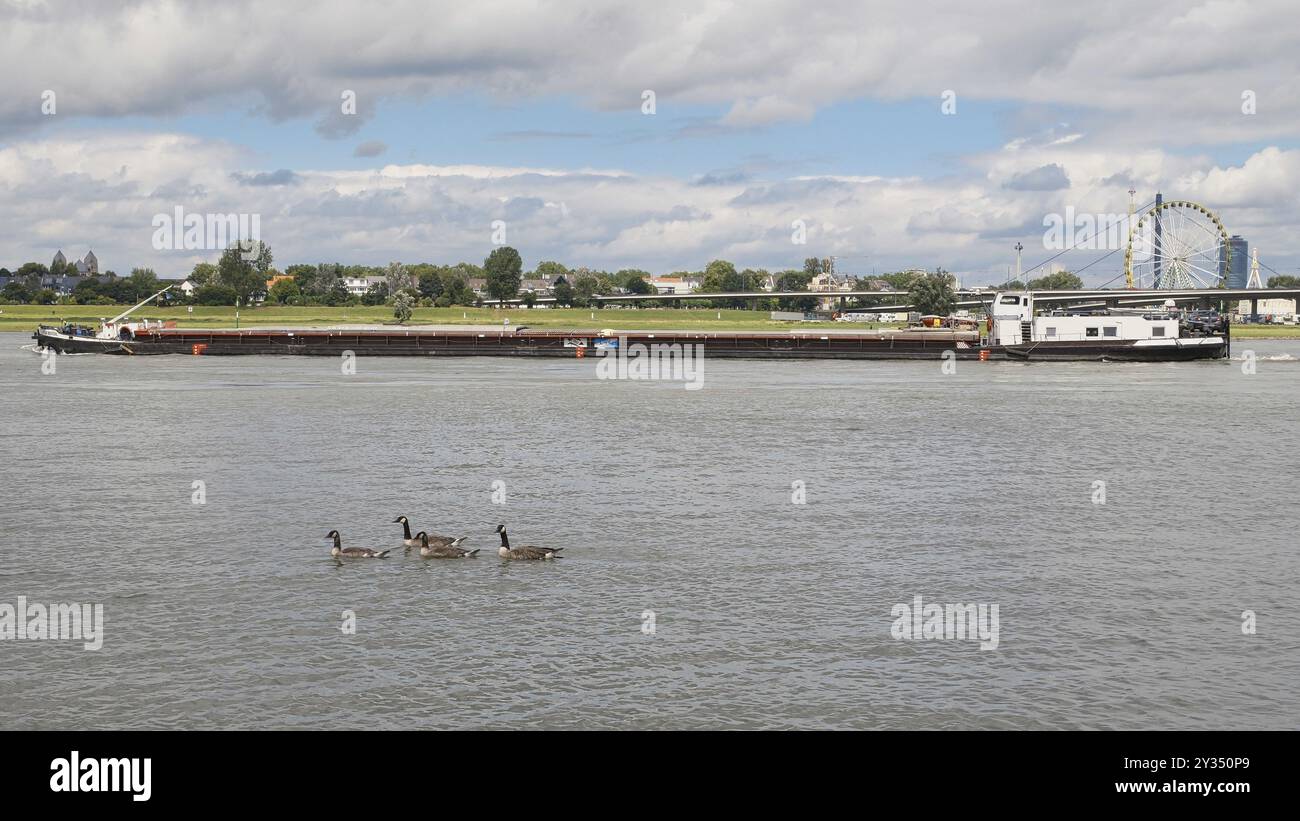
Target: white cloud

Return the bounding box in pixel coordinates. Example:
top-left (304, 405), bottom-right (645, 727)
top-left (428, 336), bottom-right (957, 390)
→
top-left (6, 132), bottom-right (1300, 284)
top-left (3, 2), bottom-right (1299, 282)
top-left (721, 96), bottom-right (816, 128)
top-left (2, 0), bottom-right (1297, 141)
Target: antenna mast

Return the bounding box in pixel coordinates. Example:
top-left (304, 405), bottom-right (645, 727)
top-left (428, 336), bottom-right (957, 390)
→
top-left (1125, 188), bottom-right (1136, 288)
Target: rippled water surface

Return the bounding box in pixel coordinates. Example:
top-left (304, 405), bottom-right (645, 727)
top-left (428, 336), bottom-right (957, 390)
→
top-left (1, 332), bottom-right (1297, 729)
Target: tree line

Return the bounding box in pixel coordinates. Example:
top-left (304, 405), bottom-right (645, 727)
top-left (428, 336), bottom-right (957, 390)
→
top-left (3, 245), bottom-right (1098, 312)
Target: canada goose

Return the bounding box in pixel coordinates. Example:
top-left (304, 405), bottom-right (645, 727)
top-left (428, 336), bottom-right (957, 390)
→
top-left (327, 530), bottom-right (391, 559)
top-left (417, 531), bottom-right (479, 559)
top-left (394, 516), bottom-right (467, 551)
top-left (495, 524), bottom-right (563, 560)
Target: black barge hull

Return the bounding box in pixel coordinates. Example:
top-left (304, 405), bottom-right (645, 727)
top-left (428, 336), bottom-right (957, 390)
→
top-left (33, 327), bottom-right (1229, 362)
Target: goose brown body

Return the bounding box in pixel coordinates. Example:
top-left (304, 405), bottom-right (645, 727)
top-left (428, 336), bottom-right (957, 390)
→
top-left (416, 531), bottom-right (479, 559)
top-left (394, 516), bottom-right (467, 550)
top-left (327, 530), bottom-right (391, 559)
top-left (495, 525), bottom-right (563, 560)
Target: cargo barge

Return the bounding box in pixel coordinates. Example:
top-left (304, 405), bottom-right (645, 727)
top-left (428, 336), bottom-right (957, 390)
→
top-left (31, 289), bottom-right (1230, 362)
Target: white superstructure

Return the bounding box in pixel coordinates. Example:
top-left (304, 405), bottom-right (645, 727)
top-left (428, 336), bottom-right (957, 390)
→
top-left (988, 291), bottom-right (1197, 346)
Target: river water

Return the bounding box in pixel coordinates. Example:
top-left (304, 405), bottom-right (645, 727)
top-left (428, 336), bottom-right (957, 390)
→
top-left (1, 332), bottom-right (1297, 729)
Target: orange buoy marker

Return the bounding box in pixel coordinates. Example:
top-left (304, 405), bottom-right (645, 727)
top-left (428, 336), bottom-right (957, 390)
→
top-left (575, 346), bottom-right (585, 358)
top-left (192, 343), bottom-right (207, 355)
top-left (979, 349), bottom-right (990, 362)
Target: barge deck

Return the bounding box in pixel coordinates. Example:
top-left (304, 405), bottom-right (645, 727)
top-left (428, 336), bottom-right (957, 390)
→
top-left (32, 325), bottom-right (1228, 362)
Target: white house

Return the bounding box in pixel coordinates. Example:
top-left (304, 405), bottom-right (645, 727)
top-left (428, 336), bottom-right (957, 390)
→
top-left (343, 276), bottom-right (387, 296)
top-left (808, 273), bottom-right (855, 293)
top-left (648, 276), bottom-right (702, 295)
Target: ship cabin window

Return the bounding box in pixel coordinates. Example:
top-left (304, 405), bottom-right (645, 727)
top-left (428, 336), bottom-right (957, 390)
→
top-left (1044, 326), bottom-right (1057, 337)
top-left (1152, 326), bottom-right (1165, 337)
top-left (1103, 326), bottom-right (1118, 337)
top-left (999, 296), bottom-right (1020, 305)
top-left (1086, 327), bottom-right (1099, 337)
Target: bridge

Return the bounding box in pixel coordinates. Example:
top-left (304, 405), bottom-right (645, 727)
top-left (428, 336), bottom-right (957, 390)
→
top-left (499, 287), bottom-right (1300, 313)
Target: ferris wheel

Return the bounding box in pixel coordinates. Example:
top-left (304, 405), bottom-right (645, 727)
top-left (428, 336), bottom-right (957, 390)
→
top-left (1123, 199), bottom-right (1229, 289)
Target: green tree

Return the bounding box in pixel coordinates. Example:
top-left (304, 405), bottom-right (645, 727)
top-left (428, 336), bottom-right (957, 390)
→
top-left (572, 273), bottom-right (601, 307)
top-left (195, 284), bottom-right (239, 305)
top-left (267, 277), bottom-right (301, 304)
top-left (217, 241), bottom-right (273, 305)
top-left (775, 268), bottom-right (818, 311)
top-left (551, 277), bottom-right (574, 307)
top-left (362, 281), bottom-right (389, 306)
top-left (440, 274), bottom-right (476, 306)
top-left (309, 263), bottom-right (345, 298)
top-left (484, 246), bottom-right (523, 303)
top-left (700, 259), bottom-right (735, 292)
top-left (1266, 275), bottom-right (1300, 288)
top-left (699, 259), bottom-right (756, 307)
top-left (15, 262), bottom-right (48, 289)
top-left (522, 291), bottom-right (537, 307)
top-left (71, 278), bottom-right (103, 304)
top-left (417, 270), bottom-right (444, 300)
top-left (282, 264), bottom-right (318, 293)
top-left (908, 270), bottom-right (957, 316)
top-left (533, 260), bottom-right (570, 282)
top-left (385, 261), bottom-right (415, 295)
top-left (392, 291), bottom-right (414, 324)
top-left (1028, 270), bottom-right (1083, 290)
top-left (878, 270), bottom-right (923, 290)
top-left (129, 267), bottom-right (160, 300)
top-left (2, 282), bottom-right (33, 303)
top-left (452, 261), bottom-right (485, 280)
top-left (592, 270), bottom-right (618, 294)
top-left (324, 282), bottom-right (350, 306)
top-left (618, 269), bottom-right (654, 295)
top-left (189, 262), bottom-right (218, 286)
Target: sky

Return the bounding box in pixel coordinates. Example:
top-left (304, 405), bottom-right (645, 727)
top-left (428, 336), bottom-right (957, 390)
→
top-left (2, 0), bottom-right (1299, 286)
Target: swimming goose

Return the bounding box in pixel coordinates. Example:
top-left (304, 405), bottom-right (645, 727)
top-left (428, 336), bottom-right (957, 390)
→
top-left (327, 530), bottom-right (391, 559)
top-left (495, 524), bottom-right (563, 560)
top-left (394, 516), bottom-right (467, 551)
top-left (417, 531), bottom-right (479, 559)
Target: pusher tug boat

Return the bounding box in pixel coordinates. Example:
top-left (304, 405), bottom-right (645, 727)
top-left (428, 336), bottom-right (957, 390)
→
top-left (982, 291), bottom-right (1229, 362)
top-left (32, 286), bottom-right (176, 355)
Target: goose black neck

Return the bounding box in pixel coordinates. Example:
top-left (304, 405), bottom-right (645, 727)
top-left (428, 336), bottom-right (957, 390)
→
top-left (498, 530), bottom-right (510, 548)
top-left (400, 519), bottom-right (412, 539)
top-left (331, 533), bottom-right (341, 548)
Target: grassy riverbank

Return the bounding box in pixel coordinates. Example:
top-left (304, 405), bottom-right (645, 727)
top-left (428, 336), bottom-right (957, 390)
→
top-left (1224, 324), bottom-right (1300, 338)
top-left (0, 304), bottom-right (890, 333)
top-left (3, 303), bottom-right (1296, 336)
